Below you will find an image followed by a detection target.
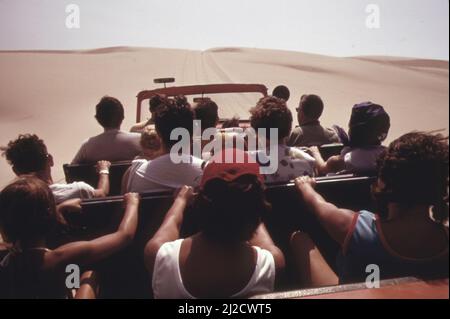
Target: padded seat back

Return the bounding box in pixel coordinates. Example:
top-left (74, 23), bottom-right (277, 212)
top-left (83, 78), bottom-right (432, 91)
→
top-left (63, 161), bottom-right (132, 196)
top-left (319, 143), bottom-right (344, 161)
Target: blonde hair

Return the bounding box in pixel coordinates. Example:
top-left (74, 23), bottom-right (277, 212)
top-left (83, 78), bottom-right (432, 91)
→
top-left (140, 126), bottom-right (161, 152)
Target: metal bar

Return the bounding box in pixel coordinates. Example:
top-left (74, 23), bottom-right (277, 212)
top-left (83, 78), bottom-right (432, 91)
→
top-left (63, 161), bottom-right (132, 170)
top-left (81, 176), bottom-right (376, 207)
top-left (137, 84), bottom-right (268, 100)
top-left (136, 83), bottom-right (268, 122)
top-left (266, 175), bottom-right (376, 189)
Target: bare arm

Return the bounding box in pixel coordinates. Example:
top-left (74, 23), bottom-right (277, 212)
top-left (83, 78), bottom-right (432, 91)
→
top-left (143, 186), bottom-right (193, 274)
top-left (249, 223), bottom-right (285, 272)
top-left (121, 167), bottom-right (132, 194)
top-left (46, 193), bottom-right (140, 268)
top-left (309, 146), bottom-right (327, 175)
top-left (56, 198), bottom-right (82, 215)
top-left (290, 232), bottom-right (339, 288)
top-left (56, 198), bottom-right (82, 225)
top-left (310, 147), bottom-right (345, 175)
top-left (92, 161), bottom-right (111, 198)
top-left (130, 121), bottom-right (147, 133)
top-left (295, 176), bottom-right (355, 246)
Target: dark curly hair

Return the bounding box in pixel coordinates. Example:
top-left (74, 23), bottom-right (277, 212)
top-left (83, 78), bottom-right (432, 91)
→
top-left (373, 132), bottom-right (449, 223)
top-left (0, 176), bottom-right (62, 244)
top-left (149, 94), bottom-right (165, 113)
top-left (1, 134), bottom-right (48, 174)
top-left (194, 100), bottom-right (219, 130)
top-left (154, 95), bottom-right (194, 148)
top-left (193, 175), bottom-right (270, 244)
top-left (250, 96), bottom-right (293, 141)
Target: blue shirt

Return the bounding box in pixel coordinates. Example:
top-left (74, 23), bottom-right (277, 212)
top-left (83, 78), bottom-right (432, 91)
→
top-left (336, 211), bottom-right (449, 283)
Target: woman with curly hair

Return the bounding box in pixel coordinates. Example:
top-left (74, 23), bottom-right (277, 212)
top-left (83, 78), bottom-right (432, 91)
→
top-left (249, 96), bottom-right (317, 183)
top-left (2, 134), bottom-right (111, 204)
top-left (124, 95), bottom-right (204, 193)
top-left (291, 132), bottom-right (449, 286)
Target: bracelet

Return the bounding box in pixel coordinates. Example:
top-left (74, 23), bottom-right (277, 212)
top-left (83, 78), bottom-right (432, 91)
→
top-left (98, 169), bottom-right (110, 175)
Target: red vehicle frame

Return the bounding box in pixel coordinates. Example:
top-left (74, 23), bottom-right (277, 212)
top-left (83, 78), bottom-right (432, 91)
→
top-left (135, 83), bottom-right (268, 123)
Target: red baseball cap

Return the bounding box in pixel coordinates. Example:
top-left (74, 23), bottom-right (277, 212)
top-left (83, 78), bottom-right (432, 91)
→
top-left (201, 148), bottom-right (263, 188)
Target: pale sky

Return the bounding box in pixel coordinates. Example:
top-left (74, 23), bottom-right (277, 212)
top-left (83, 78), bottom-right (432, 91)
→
top-left (0, 0), bottom-right (448, 60)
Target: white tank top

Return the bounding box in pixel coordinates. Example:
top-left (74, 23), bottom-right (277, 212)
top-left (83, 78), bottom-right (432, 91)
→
top-left (152, 239), bottom-right (276, 299)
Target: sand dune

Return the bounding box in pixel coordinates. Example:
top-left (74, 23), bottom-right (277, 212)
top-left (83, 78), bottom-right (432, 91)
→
top-left (354, 56), bottom-right (449, 69)
top-left (0, 47), bottom-right (448, 187)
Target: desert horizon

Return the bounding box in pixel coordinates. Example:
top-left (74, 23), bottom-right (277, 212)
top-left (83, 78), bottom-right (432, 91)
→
top-left (0, 46), bottom-right (448, 186)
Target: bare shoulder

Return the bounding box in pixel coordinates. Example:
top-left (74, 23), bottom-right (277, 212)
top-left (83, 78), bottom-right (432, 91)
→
top-left (327, 155), bottom-right (345, 171)
top-left (291, 126), bottom-right (303, 136)
top-left (144, 238), bottom-right (166, 262)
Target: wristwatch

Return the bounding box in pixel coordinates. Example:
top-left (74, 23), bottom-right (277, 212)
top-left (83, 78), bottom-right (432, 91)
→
top-left (99, 169), bottom-right (110, 175)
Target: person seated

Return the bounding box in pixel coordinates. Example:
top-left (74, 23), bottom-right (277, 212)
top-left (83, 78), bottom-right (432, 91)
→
top-left (287, 94), bottom-right (340, 147)
top-left (272, 85), bottom-right (290, 102)
top-left (144, 149), bottom-right (285, 298)
top-left (291, 132), bottom-right (449, 287)
top-left (310, 102), bottom-right (390, 176)
top-left (0, 176), bottom-right (140, 298)
top-left (124, 96), bottom-right (204, 193)
top-left (249, 96), bottom-right (317, 183)
top-left (1, 134), bottom-right (110, 204)
top-left (193, 99), bottom-right (219, 155)
top-left (135, 126), bottom-right (164, 161)
top-left (194, 99), bottom-right (219, 131)
top-left (193, 100), bottom-right (250, 160)
top-left (72, 96), bottom-right (141, 164)
top-left (130, 94), bottom-right (166, 133)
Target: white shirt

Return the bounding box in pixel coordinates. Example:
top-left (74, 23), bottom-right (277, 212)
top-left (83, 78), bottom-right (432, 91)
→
top-left (127, 154), bottom-right (204, 193)
top-left (72, 129), bottom-right (141, 164)
top-left (50, 182), bottom-right (95, 204)
top-left (341, 146), bottom-right (386, 174)
top-left (152, 239), bottom-right (275, 299)
top-left (249, 145), bottom-right (316, 183)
